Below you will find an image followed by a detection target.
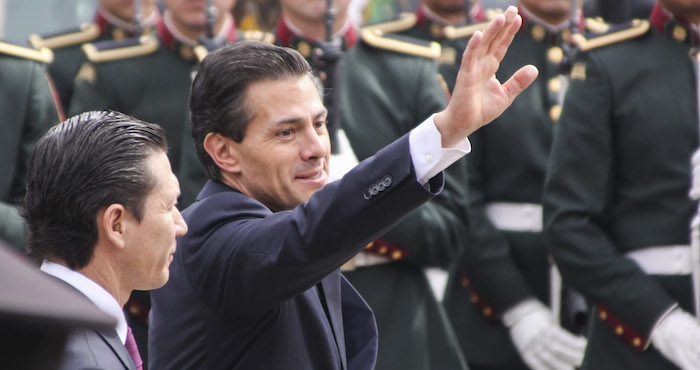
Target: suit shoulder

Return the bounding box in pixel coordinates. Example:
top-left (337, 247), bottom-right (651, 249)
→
top-left (572, 19), bottom-right (650, 52)
top-left (82, 35), bottom-right (159, 63)
top-left (28, 23), bottom-right (101, 49)
top-left (358, 28), bottom-right (441, 59)
top-left (363, 12), bottom-right (417, 33)
top-left (0, 41), bottom-right (53, 63)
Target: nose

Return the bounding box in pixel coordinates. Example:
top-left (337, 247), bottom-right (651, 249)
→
top-left (174, 208), bottom-right (188, 236)
top-left (300, 126), bottom-right (328, 161)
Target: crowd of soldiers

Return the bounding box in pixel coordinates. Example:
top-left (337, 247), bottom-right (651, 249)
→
top-left (2, 0), bottom-right (700, 369)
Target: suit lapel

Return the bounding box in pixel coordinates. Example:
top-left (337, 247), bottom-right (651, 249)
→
top-left (97, 329), bottom-right (136, 370)
top-left (321, 270), bottom-right (347, 369)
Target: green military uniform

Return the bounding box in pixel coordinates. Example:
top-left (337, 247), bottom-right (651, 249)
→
top-left (29, 9), bottom-right (158, 112)
top-left (0, 43), bottom-right (60, 253)
top-left (543, 4), bottom-right (697, 368)
top-left (338, 26), bottom-right (470, 370)
top-left (441, 8), bottom-right (582, 369)
top-left (383, 5), bottom-right (488, 92)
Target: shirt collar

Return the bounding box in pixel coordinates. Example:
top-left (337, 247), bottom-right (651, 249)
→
top-left (40, 260), bottom-right (128, 344)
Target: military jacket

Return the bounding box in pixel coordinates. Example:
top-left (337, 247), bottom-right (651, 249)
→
top-left (68, 16), bottom-right (241, 179)
top-left (442, 10), bottom-right (580, 369)
top-left (0, 43), bottom-right (60, 252)
top-left (29, 10), bottom-right (159, 111)
top-left (543, 4), bottom-right (697, 368)
top-left (337, 27), bottom-right (469, 370)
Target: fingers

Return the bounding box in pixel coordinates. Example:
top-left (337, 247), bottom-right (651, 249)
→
top-left (490, 10), bottom-right (523, 62)
top-left (548, 330), bottom-right (587, 366)
top-left (502, 65), bottom-right (539, 104)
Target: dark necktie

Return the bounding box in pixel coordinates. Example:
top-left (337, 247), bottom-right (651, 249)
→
top-left (125, 326), bottom-right (144, 370)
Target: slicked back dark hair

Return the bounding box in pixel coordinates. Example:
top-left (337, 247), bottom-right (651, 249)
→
top-left (189, 40), bottom-right (314, 181)
top-left (22, 110), bottom-right (168, 269)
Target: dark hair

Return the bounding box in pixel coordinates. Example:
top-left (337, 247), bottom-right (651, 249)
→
top-left (22, 110), bottom-right (168, 269)
top-left (190, 40), bottom-right (313, 180)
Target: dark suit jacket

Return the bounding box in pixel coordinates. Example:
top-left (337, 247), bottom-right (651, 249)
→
top-left (44, 274), bottom-right (136, 370)
top-left (149, 135), bottom-right (444, 369)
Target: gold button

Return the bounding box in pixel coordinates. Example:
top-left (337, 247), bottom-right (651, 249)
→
top-left (180, 45), bottom-right (194, 60)
top-left (297, 41), bottom-right (311, 58)
top-left (391, 250), bottom-right (403, 260)
top-left (548, 77), bottom-right (561, 94)
top-left (599, 310), bottom-right (608, 320)
top-left (378, 246), bottom-right (388, 254)
top-left (431, 23), bottom-right (445, 38)
top-left (482, 307), bottom-right (493, 317)
top-left (547, 46), bottom-right (564, 64)
top-left (129, 305), bottom-right (141, 315)
top-left (561, 29), bottom-right (572, 42)
top-left (365, 241), bottom-right (374, 249)
top-left (531, 25), bottom-right (545, 41)
top-left (549, 105), bottom-right (562, 121)
top-left (113, 28), bottom-right (126, 40)
top-left (615, 326), bottom-right (624, 335)
top-left (460, 277), bottom-right (470, 287)
top-left (632, 337), bottom-right (642, 347)
top-left (469, 293), bottom-right (478, 303)
top-left (673, 25), bottom-right (687, 42)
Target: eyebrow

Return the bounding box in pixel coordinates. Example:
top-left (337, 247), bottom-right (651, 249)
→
top-left (273, 109), bottom-right (328, 126)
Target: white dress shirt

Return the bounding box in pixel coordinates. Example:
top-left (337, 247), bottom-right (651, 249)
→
top-left (41, 260), bottom-right (128, 344)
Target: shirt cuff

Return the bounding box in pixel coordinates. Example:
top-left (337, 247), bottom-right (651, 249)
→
top-left (409, 114), bottom-right (471, 185)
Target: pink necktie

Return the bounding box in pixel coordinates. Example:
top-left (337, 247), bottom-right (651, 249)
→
top-left (125, 326), bottom-right (144, 370)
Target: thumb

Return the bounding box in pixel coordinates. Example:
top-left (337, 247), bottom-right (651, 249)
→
top-left (502, 65), bottom-right (539, 105)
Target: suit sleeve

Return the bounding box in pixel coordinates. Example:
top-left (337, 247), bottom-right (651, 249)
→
top-left (183, 136), bottom-right (445, 319)
top-left (543, 51), bottom-right (676, 336)
top-left (339, 45), bottom-right (469, 268)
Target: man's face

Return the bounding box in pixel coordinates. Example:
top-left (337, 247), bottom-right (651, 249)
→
top-left (519, 0), bottom-right (571, 23)
top-left (230, 75), bottom-right (330, 212)
top-left (100, 0), bottom-right (157, 22)
top-left (165, 0), bottom-right (236, 29)
top-left (124, 151), bottom-right (187, 290)
top-left (423, 0), bottom-right (468, 18)
top-left (280, 0), bottom-right (352, 24)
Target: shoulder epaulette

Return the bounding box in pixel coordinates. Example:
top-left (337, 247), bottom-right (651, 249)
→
top-left (241, 30), bottom-right (275, 44)
top-left (584, 17), bottom-right (611, 34)
top-left (444, 21), bottom-right (489, 40)
top-left (82, 35), bottom-right (159, 63)
top-left (484, 8), bottom-right (504, 22)
top-left (28, 23), bottom-right (101, 49)
top-left (363, 12), bottom-right (417, 34)
top-left (360, 28), bottom-right (441, 59)
top-left (0, 41), bottom-right (53, 63)
top-left (571, 19), bottom-right (650, 51)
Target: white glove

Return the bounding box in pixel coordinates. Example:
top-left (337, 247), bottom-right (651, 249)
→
top-left (503, 299), bottom-right (587, 370)
top-left (689, 149), bottom-right (700, 200)
top-left (650, 307), bottom-right (700, 370)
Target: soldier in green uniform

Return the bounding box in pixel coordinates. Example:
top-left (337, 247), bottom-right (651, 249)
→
top-left (335, 1), bottom-right (491, 366)
top-left (0, 43), bottom-right (61, 254)
top-left (382, 0), bottom-right (486, 92)
top-left (339, 33), bottom-right (471, 369)
top-left (442, 1), bottom-right (590, 369)
top-left (29, 0), bottom-right (161, 112)
top-left (67, 0), bottom-right (242, 364)
top-left (543, 1), bottom-right (700, 368)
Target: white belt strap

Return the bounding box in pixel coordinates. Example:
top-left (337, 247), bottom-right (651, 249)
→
top-left (485, 202), bottom-right (543, 232)
top-left (626, 245), bottom-right (692, 275)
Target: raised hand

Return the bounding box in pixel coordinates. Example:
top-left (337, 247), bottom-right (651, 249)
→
top-left (434, 6), bottom-right (539, 148)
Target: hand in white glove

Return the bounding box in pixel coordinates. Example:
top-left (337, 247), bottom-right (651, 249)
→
top-left (503, 299), bottom-right (587, 370)
top-left (650, 307), bottom-right (700, 370)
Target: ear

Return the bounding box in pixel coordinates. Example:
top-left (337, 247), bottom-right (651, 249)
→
top-left (99, 203), bottom-right (127, 250)
top-left (203, 132), bottom-right (241, 174)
